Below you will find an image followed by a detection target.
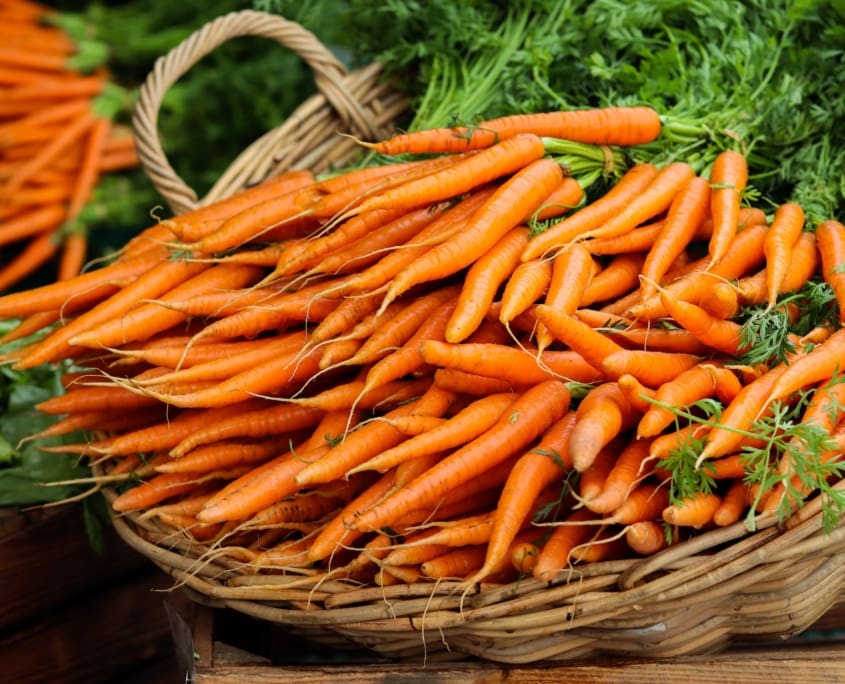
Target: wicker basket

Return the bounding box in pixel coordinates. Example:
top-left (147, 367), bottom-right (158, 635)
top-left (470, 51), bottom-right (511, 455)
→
top-left (131, 9), bottom-right (408, 214)
top-left (98, 465), bottom-right (845, 664)
top-left (113, 9), bottom-right (845, 666)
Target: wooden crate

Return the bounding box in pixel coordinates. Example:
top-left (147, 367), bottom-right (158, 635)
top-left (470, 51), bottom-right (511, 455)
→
top-left (170, 597), bottom-right (845, 683)
top-left (0, 504), bottom-right (183, 684)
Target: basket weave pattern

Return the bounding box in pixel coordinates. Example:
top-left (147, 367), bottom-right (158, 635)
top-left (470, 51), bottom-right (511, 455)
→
top-left (132, 9), bottom-right (407, 214)
top-left (101, 476), bottom-right (845, 663)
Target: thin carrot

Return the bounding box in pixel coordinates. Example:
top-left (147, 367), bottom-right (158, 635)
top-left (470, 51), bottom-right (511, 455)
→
top-left (735, 231), bottom-right (818, 306)
top-left (582, 437), bottom-right (654, 514)
top-left (352, 380), bottom-right (571, 533)
top-left (578, 162), bottom-right (696, 243)
top-left (531, 507), bottom-right (598, 580)
top-left (713, 479), bottom-right (750, 527)
top-left (0, 231), bottom-right (59, 292)
top-left (815, 220), bottom-right (845, 323)
top-left (348, 392), bottom-right (518, 476)
top-left (657, 287), bottom-right (746, 356)
top-left (156, 440), bottom-right (281, 474)
top-left (294, 385), bottom-right (457, 487)
top-left (707, 150), bottom-right (748, 266)
top-left (534, 304), bottom-right (625, 372)
top-left (471, 411), bottom-right (577, 582)
top-left (762, 202), bottom-right (806, 310)
top-left (639, 175), bottom-right (711, 301)
top-left (536, 243), bottom-right (595, 352)
top-left (577, 438), bottom-right (624, 503)
top-left (521, 163), bottom-right (660, 261)
top-left (419, 339), bottom-right (604, 385)
top-left (445, 226), bottom-right (530, 343)
top-left (168, 402), bottom-right (325, 458)
top-left (377, 155), bottom-right (563, 312)
top-left (3, 107), bottom-right (95, 196)
top-left (363, 106), bottom-right (662, 155)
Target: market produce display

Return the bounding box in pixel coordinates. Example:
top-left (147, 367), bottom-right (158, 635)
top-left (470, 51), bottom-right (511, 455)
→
top-left (2, 0), bottom-right (845, 664)
top-left (0, 0), bottom-right (139, 291)
top-left (0, 105), bottom-right (842, 580)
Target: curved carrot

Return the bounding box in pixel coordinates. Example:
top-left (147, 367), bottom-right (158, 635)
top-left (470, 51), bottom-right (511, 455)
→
top-left (445, 226), bottom-right (530, 343)
top-left (767, 328), bottom-right (845, 406)
top-left (532, 507), bottom-right (598, 580)
top-left (378, 155), bottom-right (563, 311)
top-left (583, 437), bottom-right (654, 514)
top-left (637, 363), bottom-right (740, 439)
top-left (707, 150), bottom-right (748, 266)
top-left (351, 380), bottom-right (571, 533)
top-left (735, 231), bottom-right (818, 306)
top-left (533, 304), bottom-right (625, 372)
top-left (579, 252), bottom-right (645, 308)
top-left (639, 174), bottom-right (711, 301)
top-left (657, 288), bottom-right (746, 356)
top-left (762, 202), bottom-right (805, 310)
top-left (815, 220), bottom-right (845, 323)
top-left (567, 381), bottom-right (636, 472)
top-left (521, 163), bottom-right (659, 261)
top-left (713, 479), bottom-right (749, 527)
top-left (498, 257), bottom-right (553, 325)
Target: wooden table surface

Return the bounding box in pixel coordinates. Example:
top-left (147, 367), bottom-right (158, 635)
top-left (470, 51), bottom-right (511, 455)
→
top-left (175, 599), bottom-right (845, 683)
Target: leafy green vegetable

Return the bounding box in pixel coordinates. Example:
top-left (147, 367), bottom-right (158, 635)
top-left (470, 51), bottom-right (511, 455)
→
top-left (262, 0), bottom-right (845, 220)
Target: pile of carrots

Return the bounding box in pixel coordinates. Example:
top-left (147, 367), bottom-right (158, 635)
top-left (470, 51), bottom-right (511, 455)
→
top-left (1, 103), bottom-right (843, 588)
top-left (0, 0), bottom-right (139, 292)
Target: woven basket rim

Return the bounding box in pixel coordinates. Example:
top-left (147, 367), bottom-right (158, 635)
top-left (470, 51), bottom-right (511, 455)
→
top-left (95, 461), bottom-right (845, 664)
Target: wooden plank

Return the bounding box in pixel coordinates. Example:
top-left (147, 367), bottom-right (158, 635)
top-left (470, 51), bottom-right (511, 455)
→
top-left (0, 566), bottom-right (182, 684)
top-left (182, 601), bottom-right (845, 683)
top-left (0, 505), bottom-right (149, 632)
top-left (193, 643), bottom-right (845, 684)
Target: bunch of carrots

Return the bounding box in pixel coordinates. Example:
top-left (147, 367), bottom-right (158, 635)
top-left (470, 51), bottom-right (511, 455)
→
top-left (1, 103), bottom-right (844, 589)
top-left (0, 0), bottom-right (139, 292)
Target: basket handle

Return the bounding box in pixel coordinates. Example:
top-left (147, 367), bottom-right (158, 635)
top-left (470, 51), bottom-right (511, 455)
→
top-left (132, 9), bottom-right (389, 215)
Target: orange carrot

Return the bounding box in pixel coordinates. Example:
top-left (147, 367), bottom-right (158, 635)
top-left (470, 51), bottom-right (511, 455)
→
top-left (445, 226), bottom-right (530, 343)
top-left (521, 163), bottom-right (660, 261)
top-left (583, 437), bottom-right (653, 513)
top-left (471, 411), bottom-right (577, 582)
top-left (347, 392), bottom-right (517, 476)
top-left (532, 507), bottom-right (598, 580)
top-left (419, 339), bottom-right (604, 385)
top-left (762, 202), bottom-right (805, 310)
top-left (378, 156), bottom-right (563, 311)
top-left (567, 382), bottom-right (636, 472)
top-left (707, 150), bottom-right (748, 266)
top-left (498, 257), bottom-right (553, 325)
top-left (639, 175), bottom-right (711, 301)
top-left (579, 162), bottom-right (696, 242)
top-left (533, 304), bottom-right (625, 372)
top-left (578, 252), bottom-right (645, 309)
top-left (364, 106), bottom-right (662, 155)
top-left (815, 220), bottom-right (845, 323)
top-left (351, 380), bottom-right (571, 533)
top-left (662, 491), bottom-right (722, 528)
